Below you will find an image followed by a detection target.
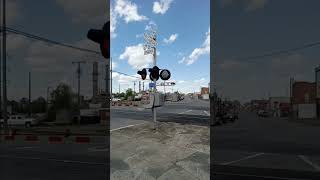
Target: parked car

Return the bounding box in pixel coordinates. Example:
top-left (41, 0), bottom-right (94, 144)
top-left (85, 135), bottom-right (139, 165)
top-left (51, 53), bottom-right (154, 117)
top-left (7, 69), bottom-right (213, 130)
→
top-left (0, 115), bottom-right (37, 128)
top-left (112, 98), bottom-right (121, 102)
top-left (214, 112), bottom-right (228, 125)
top-left (226, 112), bottom-right (239, 122)
top-left (258, 110), bottom-right (269, 117)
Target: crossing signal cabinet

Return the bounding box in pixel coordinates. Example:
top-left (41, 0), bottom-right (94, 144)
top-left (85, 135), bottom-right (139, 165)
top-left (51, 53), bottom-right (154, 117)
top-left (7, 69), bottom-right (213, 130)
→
top-left (141, 93), bottom-right (165, 109)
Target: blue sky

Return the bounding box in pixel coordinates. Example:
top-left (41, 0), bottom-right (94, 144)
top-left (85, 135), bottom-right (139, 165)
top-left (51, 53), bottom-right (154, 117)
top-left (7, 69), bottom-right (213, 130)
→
top-left (110, 0), bottom-right (210, 93)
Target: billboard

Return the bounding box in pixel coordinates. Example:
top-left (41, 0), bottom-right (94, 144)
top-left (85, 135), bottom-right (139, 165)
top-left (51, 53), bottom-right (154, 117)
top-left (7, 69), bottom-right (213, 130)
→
top-left (316, 66), bottom-right (320, 98)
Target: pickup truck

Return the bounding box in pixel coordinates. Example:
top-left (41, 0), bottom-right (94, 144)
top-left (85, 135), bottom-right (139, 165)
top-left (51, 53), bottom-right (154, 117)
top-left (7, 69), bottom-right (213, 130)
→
top-left (0, 115), bottom-right (37, 128)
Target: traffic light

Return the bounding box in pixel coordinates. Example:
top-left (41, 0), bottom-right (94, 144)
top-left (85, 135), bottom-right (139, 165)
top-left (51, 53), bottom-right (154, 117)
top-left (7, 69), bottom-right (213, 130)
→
top-left (137, 68), bottom-right (147, 80)
top-left (160, 69), bottom-right (171, 81)
top-left (149, 66), bottom-right (160, 81)
top-left (87, 21), bottom-right (110, 59)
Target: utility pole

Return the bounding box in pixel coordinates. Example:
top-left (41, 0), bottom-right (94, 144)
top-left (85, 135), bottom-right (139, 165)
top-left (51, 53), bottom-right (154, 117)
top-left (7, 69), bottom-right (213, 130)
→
top-left (110, 57), bottom-right (112, 98)
top-left (72, 61), bottom-right (86, 106)
top-left (133, 81), bottom-right (136, 93)
top-left (105, 62), bottom-right (110, 102)
top-left (2, 0), bottom-right (8, 130)
top-left (118, 84), bottom-right (120, 94)
top-left (92, 61), bottom-right (98, 98)
top-left (0, 1), bottom-right (2, 117)
top-left (142, 82), bottom-right (144, 91)
top-left (46, 86), bottom-right (51, 113)
top-left (29, 72), bottom-right (31, 117)
top-left (139, 81), bottom-right (141, 93)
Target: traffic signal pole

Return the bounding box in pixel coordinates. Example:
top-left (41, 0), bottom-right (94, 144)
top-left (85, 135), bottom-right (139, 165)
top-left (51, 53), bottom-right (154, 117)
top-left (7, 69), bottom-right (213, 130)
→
top-left (153, 46), bottom-right (157, 129)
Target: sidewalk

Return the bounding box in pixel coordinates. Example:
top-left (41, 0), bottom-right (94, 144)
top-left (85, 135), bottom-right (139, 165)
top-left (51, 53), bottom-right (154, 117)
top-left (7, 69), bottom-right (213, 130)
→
top-left (111, 122), bottom-right (210, 180)
top-left (287, 117), bottom-right (320, 126)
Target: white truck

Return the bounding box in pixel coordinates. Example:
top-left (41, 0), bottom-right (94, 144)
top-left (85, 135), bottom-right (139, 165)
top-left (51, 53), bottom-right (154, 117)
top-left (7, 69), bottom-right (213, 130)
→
top-left (0, 115), bottom-right (37, 128)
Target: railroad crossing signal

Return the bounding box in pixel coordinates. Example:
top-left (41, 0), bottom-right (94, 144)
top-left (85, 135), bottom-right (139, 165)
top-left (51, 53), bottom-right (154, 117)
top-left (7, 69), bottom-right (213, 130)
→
top-left (160, 69), bottom-right (171, 81)
top-left (137, 68), bottom-right (147, 80)
top-left (149, 66), bottom-right (160, 81)
top-left (87, 21), bottom-right (110, 59)
top-left (137, 66), bottom-right (171, 81)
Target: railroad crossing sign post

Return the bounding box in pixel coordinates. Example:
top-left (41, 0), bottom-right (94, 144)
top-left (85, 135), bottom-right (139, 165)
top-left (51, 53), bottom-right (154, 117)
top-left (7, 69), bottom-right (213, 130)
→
top-left (144, 25), bottom-right (158, 129)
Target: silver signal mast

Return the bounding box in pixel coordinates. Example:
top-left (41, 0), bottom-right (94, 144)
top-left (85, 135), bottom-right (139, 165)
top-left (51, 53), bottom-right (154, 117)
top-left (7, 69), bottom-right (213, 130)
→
top-left (143, 25), bottom-right (158, 128)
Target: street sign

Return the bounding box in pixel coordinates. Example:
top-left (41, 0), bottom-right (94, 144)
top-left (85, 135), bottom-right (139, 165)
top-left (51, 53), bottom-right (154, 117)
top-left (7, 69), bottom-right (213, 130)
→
top-left (149, 82), bottom-right (155, 88)
top-left (156, 82), bottom-right (176, 86)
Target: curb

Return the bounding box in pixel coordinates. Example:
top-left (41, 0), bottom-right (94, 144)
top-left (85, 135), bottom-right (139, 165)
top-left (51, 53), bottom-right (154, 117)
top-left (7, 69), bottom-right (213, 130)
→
top-left (0, 134), bottom-right (107, 144)
top-left (112, 101), bottom-right (140, 107)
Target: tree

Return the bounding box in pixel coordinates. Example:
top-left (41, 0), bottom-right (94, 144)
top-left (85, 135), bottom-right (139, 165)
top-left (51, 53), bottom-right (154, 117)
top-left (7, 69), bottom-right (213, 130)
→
top-left (31, 97), bottom-right (47, 113)
top-left (125, 88), bottom-right (134, 100)
top-left (19, 97), bottom-right (29, 114)
top-left (50, 83), bottom-right (74, 110)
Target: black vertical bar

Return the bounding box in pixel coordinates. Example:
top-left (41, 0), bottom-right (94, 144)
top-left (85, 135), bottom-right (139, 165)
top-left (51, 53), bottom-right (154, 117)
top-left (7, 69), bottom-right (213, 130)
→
top-left (3, 0), bottom-right (7, 129)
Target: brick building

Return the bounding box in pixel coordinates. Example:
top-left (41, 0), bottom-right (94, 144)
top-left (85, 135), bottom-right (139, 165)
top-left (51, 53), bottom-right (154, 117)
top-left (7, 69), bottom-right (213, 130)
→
top-left (292, 81), bottom-right (316, 104)
top-left (201, 87), bottom-right (209, 95)
top-left (291, 81), bottom-right (317, 119)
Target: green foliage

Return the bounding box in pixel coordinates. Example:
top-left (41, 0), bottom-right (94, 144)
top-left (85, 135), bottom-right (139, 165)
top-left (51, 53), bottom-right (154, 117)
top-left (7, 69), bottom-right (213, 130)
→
top-left (125, 88), bottom-right (134, 100)
top-left (31, 96), bottom-right (47, 113)
top-left (50, 83), bottom-right (74, 110)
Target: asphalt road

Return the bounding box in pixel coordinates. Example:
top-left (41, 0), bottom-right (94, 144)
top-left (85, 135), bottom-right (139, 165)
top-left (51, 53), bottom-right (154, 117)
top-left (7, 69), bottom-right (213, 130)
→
top-left (0, 143), bottom-right (108, 180)
top-left (0, 98), bottom-right (209, 180)
top-left (212, 111), bottom-right (320, 179)
top-left (110, 98), bottom-right (210, 130)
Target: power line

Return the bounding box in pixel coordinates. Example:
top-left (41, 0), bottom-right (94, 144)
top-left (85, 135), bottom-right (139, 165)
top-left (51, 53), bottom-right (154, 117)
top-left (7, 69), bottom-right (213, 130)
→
top-left (111, 70), bottom-right (140, 79)
top-left (1, 26), bottom-right (100, 54)
top-left (237, 41), bottom-right (320, 62)
top-left (1, 27), bottom-right (140, 81)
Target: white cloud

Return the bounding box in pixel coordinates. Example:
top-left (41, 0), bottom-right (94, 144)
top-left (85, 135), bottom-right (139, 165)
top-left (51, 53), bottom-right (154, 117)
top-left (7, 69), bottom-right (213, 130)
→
top-left (6, 34), bottom-right (31, 52)
top-left (111, 7), bottom-right (117, 38)
top-left (136, 33), bottom-right (144, 38)
top-left (114, 0), bottom-right (148, 23)
top-left (153, 0), bottom-right (174, 14)
top-left (221, 0), bottom-right (268, 11)
top-left (246, 0), bottom-right (268, 11)
top-left (177, 80), bottom-right (186, 84)
top-left (7, 0), bottom-right (20, 25)
top-left (55, 0), bottom-right (108, 24)
top-left (21, 38), bottom-right (98, 73)
top-left (119, 44), bottom-right (154, 69)
top-left (145, 21), bottom-right (157, 31)
top-left (163, 33), bottom-right (178, 44)
top-left (194, 78), bottom-right (206, 84)
top-left (180, 28), bottom-right (210, 65)
top-left (112, 72), bottom-right (120, 78)
top-left (112, 62), bottom-right (118, 69)
top-left (171, 78), bottom-right (209, 93)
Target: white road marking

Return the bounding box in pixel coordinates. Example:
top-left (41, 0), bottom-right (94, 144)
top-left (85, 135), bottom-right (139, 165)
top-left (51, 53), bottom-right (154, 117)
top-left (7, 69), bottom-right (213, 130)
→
top-left (110, 122), bottom-right (147, 132)
top-left (15, 146), bottom-right (39, 149)
top-left (203, 111), bottom-right (210, 116)
top-left (214, 172), bottom-right (310, 180)
top-left (220, 153), bottom-right (265, 165)
top-left (88, 146), bottom-right (108, 152)
top-left (298, 155), bottom-right (320, 171)
top-left (0, 155), bottom-right (106, 165)
top-left (178, 110), bottom-right (193, 114)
